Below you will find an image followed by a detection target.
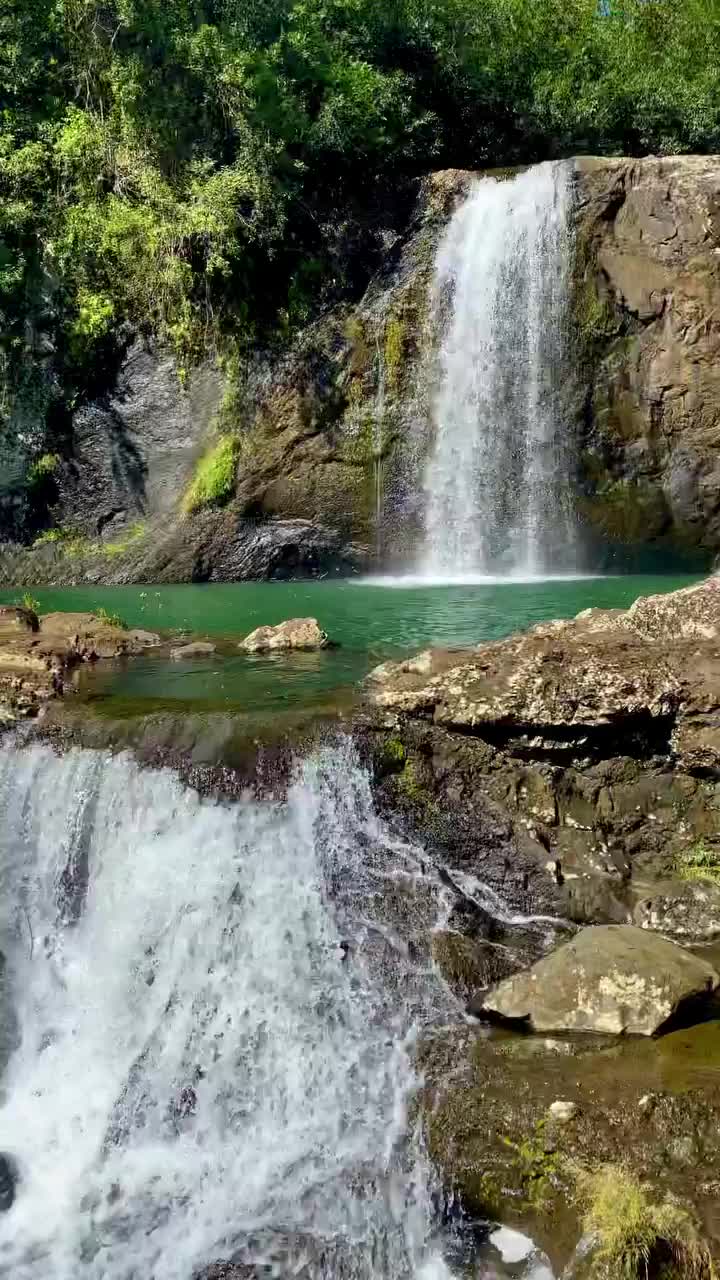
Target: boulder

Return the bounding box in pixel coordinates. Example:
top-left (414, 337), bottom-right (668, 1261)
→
top-left (38, 612), bottom-right (141, 660)
top-left (239, 617), bottom-right (329, 653)
top-left (170, 641), bottom-right (217, 660)
top-left (474, 925), bottom-right (719, 1035)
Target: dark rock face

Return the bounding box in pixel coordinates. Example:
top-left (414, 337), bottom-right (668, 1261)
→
top-left (53, 342), bottom-right (222, 538)
top-left (574, 155), bottom-right (720, 558)
top-left (0, 1154), bottom-right (17, 1212)
top-left (0, 513), bottom-right (367, 586)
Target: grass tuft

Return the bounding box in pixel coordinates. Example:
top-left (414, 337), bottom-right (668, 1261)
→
top-left (93, 606), bottom-right (128, 631)
top-left (578, 1164), bottom-right (715, 1279)
top-left (675, 840), bottom-right (720, 885)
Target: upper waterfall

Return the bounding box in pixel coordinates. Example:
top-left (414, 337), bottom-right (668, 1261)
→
top-left (420, 162), bottom-right (577, 580)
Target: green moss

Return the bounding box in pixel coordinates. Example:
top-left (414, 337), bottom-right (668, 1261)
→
top-left (102, 521), bottom-right (147, 558)
top-left (578, 1165), bottom-right (715, 1279)
top-left (182, 435), bottom-right (240, 514)
top-left (374, 735), bottom-right (408, 778)
top-left (27, 452), bottom-right (60, 485)
top-left (675, 839), bottom-right (720, 884)
top-left (580, 478), bottom-right (670, 544)
top-left (32, 526), bottom-right (91, 556)
top-left (344, 314), bottom-right (371, 377)
top-left (397, 758), bottom-right (434, 809)
top-left (384, 313), bottom-right (405, 390)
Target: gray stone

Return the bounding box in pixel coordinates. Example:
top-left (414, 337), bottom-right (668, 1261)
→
top-left (476, 925), bottom-right (719, 1035)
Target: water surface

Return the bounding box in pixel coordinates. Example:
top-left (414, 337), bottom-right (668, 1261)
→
top-left (0, 574), bottom-right (701, 717)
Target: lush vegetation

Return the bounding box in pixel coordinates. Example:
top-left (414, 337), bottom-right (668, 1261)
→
top-left (2, 0), bottom-right (720, 531)
top-left (579, 1164), bottom-right (716, 1278)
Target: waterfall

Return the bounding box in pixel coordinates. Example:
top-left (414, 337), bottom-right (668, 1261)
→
top-left (420, 162), bottom-right (576, 580)
top-left (0, 740), bottom-right (453, 1280)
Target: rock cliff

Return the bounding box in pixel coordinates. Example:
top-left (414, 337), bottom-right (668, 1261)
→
top-left (575, 155), bottom-right (720, 559)
top-left (3, 157), bottom-right (720, 584)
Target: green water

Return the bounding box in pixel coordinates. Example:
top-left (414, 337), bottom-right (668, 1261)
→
top-left (1, 574), bottom-right (702, 716)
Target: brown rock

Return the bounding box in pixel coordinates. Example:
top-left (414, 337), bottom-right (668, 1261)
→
top-left (575, 155), bottom-right (720, 554)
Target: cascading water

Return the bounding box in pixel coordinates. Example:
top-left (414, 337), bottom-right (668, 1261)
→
top-left (0, 738), bottom-right (558, 1280)
top-left (0, 740), bottom-right (452, 1280)
top-left (420, 162), bottom-right (576, 580)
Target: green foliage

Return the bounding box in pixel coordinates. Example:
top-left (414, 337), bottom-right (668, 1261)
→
top-left (4, 0), bottom-right (720, 487)
top-left (675, 840), bottom-right (720, 884)
top-left (93, 605), bottom-right (128, 630)
top-left (578, 1164), bottom-right (715, 1279)
top-left (27, 453), bottom-right (60, 484)
top-left (14, 592), bottom-right (39, 612)
top-left (182, 435), bottom-right (240, 514)
top-left (501, 1118), bottom-right (561, 1208)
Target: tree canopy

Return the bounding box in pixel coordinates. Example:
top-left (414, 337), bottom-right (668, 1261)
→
top-left (2, 0), bottom-right (720, 494)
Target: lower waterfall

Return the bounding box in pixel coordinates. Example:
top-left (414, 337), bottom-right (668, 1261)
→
top-left (0, 740), bottom-right (453, 1280)
top-left (420, 162), bottom-right (577, 580)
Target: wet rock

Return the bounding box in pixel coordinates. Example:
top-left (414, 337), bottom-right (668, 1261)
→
top-left (170, 641), bottom-right (217, 660)
top-left (126, 628), bottom-right (161, 647)
top-left (0, 1154), bottom-right (17, 1212)
top-left (633, 879), bottom-right (720, 943)
top-left (364, 578), bottom-right (720, 935)
top-left (239, 617), bottom-right (329, 653)
top-left (0, 605), bottom-right (39, 634)
top-left (421, 1019), bottom-right (720, 1270)
top-left (475, 925), bottom-right (719, 1036)
top-left (0, 609), bottom-right (162, 723)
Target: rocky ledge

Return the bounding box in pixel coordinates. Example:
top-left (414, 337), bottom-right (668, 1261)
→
top-left (0, 606), bottom-right (159, 722)
top-left (365, 576), bottom-right (720, 941)
top-left (363, 578), bottom-right (720, 1274)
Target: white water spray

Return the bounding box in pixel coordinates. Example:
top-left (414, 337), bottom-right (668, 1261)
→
top-left (421, 162), bottom-right (576, 579)
top-left (0, 741), bottom-right (455, 1280)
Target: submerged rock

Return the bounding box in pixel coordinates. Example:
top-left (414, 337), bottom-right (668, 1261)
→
top-left (239, 617), bottom-right (330, 653)
top-left (474, 925), bottom-right (719, 1036)
top-left (170, 641), bottom-right (217, 660)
